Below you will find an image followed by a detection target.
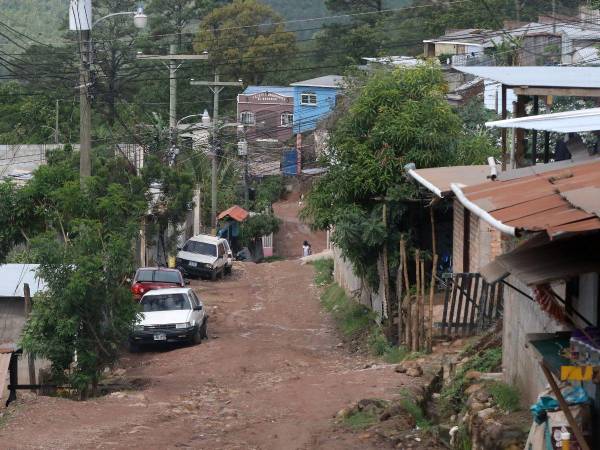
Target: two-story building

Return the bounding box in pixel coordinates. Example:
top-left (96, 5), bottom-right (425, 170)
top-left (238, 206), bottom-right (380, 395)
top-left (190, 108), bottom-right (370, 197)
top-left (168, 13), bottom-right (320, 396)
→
top-left (289, 75), bottom-right (343, 173)
top-left (236, 86), bottom-right (295, 144)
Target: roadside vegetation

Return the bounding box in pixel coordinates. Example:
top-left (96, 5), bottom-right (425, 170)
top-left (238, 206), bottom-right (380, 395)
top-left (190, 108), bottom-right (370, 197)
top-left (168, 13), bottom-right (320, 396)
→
top-left (314, 260), bottom-right (406, 364)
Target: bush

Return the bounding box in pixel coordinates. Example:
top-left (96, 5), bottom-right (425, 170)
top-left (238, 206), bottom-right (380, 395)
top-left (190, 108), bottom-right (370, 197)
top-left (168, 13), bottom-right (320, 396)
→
top-left (239, 213), bottom-right (281, 246)
top-left (341, 410), bottom-right (379, 430)
top-left (313, 258), bottom-right (334, 286)
top-left (487, 381), bottom-right (520, 412)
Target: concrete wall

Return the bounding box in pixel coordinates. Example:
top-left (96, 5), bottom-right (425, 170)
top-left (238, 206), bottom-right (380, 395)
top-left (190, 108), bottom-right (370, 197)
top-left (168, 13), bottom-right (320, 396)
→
top-left (502, 277), bottom-right (568, 405)
top-left (332, 246), bottom-right (384, 323)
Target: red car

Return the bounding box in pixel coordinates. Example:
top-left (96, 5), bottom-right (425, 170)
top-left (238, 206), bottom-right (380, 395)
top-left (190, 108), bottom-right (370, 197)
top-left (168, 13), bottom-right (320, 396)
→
top-left (130, 267), bottom-right (187, 299)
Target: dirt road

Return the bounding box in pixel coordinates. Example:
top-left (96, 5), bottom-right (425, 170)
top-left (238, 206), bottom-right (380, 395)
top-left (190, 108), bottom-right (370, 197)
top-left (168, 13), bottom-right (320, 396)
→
top-left (0, 257), bottom-right (414, 450)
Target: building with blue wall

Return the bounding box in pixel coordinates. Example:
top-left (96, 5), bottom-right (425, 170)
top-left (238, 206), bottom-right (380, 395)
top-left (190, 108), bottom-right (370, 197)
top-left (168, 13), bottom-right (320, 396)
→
top-left (290, 75), bottom-right (343, 135)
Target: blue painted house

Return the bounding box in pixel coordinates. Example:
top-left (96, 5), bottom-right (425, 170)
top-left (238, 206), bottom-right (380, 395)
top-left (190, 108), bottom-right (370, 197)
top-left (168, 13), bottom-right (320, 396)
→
top-left (290, 75), bottom-right (343, 134)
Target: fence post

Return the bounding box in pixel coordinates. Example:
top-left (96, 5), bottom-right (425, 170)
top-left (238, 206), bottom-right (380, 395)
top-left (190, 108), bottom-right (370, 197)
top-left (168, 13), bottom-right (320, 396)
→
top-left (23, 283), bottom-right (36, 389)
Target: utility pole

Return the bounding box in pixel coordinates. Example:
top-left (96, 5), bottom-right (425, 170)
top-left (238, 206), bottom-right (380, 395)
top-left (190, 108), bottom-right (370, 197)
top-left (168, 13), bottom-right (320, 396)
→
top-left (191, 74), bottom-right (243, 232)
top-left (55, 99), bottom-right (60, 144)
top-left (79, 29), bottom-right (92, 181)
top-left (237, 125), bottom-right (249, 208)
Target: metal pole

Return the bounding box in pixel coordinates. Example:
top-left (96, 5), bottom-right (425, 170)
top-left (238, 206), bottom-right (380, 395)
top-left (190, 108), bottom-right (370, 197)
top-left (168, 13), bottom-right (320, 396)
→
top-left (544, 131), bottom-right (551, 163)
top-left (531, 95), bottom-right (539, 165)
top-left (211, 71), bottom-right (219, 233)
top-left (501, 84), bottom-right (507, 170)
top-left (244, 153), bottom-right (249, 209)
top-left (79, 29), bottom-right (92, 181)
top-left (55, 99), bottom-right (59, 144)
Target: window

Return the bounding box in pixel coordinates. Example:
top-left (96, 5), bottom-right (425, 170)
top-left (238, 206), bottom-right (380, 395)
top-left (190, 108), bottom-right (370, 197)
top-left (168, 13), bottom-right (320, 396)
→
top-left (135, 269), bottom-right (180, 284)
top-left (300, 93), bottom-right (317, 105)
top-left (281, 112), bottom-right (293, 127)
top-left (217, 244), bottom-right (225, 258)
top-left (141, 294), bottom-right (191, 312)
top-left (182, 240), bottom-right (217, 257)
top-left (240, 111), bottom-right (255, 125)
top-left (189, 291), bottom-right (200, 308)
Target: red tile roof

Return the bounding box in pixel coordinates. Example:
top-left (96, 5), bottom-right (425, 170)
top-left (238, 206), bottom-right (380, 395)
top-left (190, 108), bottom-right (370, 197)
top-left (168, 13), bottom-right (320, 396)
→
top-left (217, 205), bottom-right (249, 222)
top-left (461, 159), bottom-right (600, 238)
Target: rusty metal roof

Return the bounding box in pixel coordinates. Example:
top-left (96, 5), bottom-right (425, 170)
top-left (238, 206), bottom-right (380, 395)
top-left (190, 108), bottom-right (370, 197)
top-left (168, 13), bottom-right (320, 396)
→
top-left (461, 159), bottom-right (600, 238)
top-left (408, 165), bottom-right (494, 198)
top-left (481, 232), bottom-right (600, 285)
top-left (217, 205), bottom-right (249, 222)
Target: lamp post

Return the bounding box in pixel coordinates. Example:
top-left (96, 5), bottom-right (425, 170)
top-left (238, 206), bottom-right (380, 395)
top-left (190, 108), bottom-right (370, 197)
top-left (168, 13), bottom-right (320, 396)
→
top-left (69, 1), bottom-right (147, 182)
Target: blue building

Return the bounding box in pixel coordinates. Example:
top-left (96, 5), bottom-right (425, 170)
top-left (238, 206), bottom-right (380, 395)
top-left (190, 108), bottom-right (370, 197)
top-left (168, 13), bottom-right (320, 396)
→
top-left (290, 75), bottom-right (343, 134)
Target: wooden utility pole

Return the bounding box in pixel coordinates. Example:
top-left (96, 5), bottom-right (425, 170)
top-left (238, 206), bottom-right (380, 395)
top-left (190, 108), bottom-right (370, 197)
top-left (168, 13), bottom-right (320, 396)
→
top-left (381, 202), bottom-right (392, 339)
top-left (79, 28), bottom-right (92, 182)
top-left (191, 75), bottom-right (243, 232)
top-left (23, 283), bottom-right (36, 388)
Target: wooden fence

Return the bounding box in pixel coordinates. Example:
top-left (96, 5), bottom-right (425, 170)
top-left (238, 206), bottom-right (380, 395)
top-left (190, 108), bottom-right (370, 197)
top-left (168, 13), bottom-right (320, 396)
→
top-left (438, 272), bottom-right (503, 336)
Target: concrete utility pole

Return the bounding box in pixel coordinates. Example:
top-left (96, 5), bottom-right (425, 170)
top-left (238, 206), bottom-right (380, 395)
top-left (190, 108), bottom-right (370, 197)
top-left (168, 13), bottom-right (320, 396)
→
top-left (191, 74), bottom-right (243, 232)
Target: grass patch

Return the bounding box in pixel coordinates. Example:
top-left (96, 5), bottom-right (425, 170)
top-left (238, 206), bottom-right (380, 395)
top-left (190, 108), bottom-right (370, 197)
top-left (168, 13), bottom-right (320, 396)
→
top-left (341, 410), bottom-right (379, 430)
top-left (313, 258), bottom-right (334, 286)
top-left (398, 392), bottom-right (431, 430)
top-left (262, 255), bottom-right (285, 263)
top-left (486, 381), bottom-right (520, 413)
top-left (439, 347), bottom-right (502, 415)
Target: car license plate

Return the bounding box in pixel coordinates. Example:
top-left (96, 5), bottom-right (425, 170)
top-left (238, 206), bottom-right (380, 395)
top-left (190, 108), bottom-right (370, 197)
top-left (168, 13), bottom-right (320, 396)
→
top-left (188, 261), bottom-right (197, 267)
top-left (153, 333), bottom-right (166, 341)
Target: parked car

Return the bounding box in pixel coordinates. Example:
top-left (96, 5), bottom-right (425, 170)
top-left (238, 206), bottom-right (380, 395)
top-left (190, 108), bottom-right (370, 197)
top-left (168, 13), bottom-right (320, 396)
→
top-left (176, 234), bottom-right (232, 280)
top-left (129, 288), bottom-right (208, 349)
top-left (130, 267), bottom-right (187, 299)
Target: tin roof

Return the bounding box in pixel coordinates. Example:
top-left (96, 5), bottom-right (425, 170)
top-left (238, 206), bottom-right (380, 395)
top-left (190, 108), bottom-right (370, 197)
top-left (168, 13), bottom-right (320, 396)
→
top-left (217, 205), bottom-right (249, 222)
top-left (454, 66), bottom-right (600, 89)
top-left (290, 75), bottom-right (344, 88)
top-left (408, 165), bottom-right (494, 198)
top-left (486, 107), bottom-right (600, 133)
top-left (459, 159), bottom-right (600, 238)
top-left (242, 86), bottom-right (294, 96)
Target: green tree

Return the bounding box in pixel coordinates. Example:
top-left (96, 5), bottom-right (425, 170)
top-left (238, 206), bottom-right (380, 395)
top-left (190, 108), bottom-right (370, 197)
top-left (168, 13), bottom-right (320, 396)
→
top-left (193, 0), bottom-right (296, 85)
top-left (302, 65), bottom-right (496, 286)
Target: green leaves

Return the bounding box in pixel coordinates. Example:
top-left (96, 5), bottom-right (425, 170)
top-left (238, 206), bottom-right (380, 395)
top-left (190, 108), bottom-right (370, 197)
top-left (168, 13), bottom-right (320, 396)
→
top-left (239, 213), bottom-right (282, 246)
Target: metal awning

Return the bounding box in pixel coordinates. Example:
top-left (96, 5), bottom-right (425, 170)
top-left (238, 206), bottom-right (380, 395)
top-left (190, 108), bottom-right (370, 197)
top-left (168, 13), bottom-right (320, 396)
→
top-left (453, 66), bottom-right (600, 97)
top-left (481, 232), bottom-right (600, 285)
top-left (452, 159), bottom-right (600, 238)
top-left (486, 108), bottom-right (600, 133)
top-left (406, 165), bottom-right (494, 198)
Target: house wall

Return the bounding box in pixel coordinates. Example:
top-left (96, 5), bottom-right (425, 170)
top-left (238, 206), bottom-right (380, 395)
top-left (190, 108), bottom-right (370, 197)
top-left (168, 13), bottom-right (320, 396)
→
top-left (502, 277), bottom-right (568, 405)
top-left (452, 200), bottom-right (502, 274)
top-left (237, 93), bottom-right (294, 143)
top-left (293, 86), bottom-right (339, 134)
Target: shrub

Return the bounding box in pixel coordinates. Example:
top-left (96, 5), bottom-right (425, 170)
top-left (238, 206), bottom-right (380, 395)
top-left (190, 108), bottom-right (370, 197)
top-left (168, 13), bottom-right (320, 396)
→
top-left (487, 381), bottom-right (520, 412)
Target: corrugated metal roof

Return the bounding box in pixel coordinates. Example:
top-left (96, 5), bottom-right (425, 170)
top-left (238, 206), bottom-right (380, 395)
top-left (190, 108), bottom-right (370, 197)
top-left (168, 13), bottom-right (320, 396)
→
top-left (408, 165), bottom-right (494, 198)
top-left (290, 75), bottom-right (344, 88)
top-left (481, 232), bottom-right (600, 285)
top-left (486, 107), bottom-right (600, 133)
top-left (454, 66), bottom-right (600, 89)
top-left (217, 205), bottom-right (249, 222)
top-left (460, 159), bottom-right (600, 238)
top-left (0, 264), bottom-right (45, 298)
top-left (242, 86), bottom-right (294, 96)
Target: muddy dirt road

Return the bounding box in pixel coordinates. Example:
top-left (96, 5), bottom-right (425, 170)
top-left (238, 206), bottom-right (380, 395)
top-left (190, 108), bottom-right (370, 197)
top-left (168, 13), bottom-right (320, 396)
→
top-left (0, 257), bottom-right (412, 450)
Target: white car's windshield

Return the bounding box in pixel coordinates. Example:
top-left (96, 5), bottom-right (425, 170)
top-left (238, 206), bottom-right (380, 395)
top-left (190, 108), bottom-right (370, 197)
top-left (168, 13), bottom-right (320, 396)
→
top-left (182, 240), bottom-right (217, 257)
top-left (141, 293), bottom-right (190, 312)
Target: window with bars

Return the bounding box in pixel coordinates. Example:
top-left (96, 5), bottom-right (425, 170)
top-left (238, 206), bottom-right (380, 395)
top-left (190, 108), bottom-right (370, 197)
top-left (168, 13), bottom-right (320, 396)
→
top-left (240, 111), bottom-right (255, 125)
top-left (280, 112), bottom-right (293, 127)
top-left (300, 93), bottom-right (317, 105)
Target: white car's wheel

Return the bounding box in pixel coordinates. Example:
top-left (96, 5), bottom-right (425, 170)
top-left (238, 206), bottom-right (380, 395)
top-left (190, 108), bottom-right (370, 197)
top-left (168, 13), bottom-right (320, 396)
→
top-left (200, 319), bottom-right (208, 340)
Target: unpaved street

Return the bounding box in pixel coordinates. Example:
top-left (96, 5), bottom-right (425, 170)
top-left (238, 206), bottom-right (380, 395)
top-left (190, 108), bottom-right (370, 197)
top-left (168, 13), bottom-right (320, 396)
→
top-left (0, 257), bottom-right (411, 449)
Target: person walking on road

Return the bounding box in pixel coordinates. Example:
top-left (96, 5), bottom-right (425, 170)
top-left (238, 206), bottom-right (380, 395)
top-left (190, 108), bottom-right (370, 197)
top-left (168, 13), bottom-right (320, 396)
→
top-left (302, 240), bottom-right (312, 257)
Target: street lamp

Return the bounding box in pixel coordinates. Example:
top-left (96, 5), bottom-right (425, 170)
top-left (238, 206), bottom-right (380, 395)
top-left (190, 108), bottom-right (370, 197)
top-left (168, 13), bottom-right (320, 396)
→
top-left (69, 1), bottom-right (147, 182)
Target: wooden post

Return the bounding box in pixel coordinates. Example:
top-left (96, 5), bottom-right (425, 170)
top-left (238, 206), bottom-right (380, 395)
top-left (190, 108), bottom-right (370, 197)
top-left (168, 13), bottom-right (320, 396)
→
top-left (501, 84), bottom-right (507, 171)
top-left (414, 250), bottom-right (420, 351)
top-left (540, 362), bottom-right (590, 450)
top-left (381, 202), bottom-right (392, 340)
top-left (428, 254), bottom-right (438, 352)
top-left (531, 95), bottom-right (539, 165)
top-left (6, 352), bottom-right (18, 406)
top-left (23, 283), bottom-right (36, 389)
top-left (515, 94), bottom-right (527, 167)
top-left (420, 258), bottom-right (426, 350)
